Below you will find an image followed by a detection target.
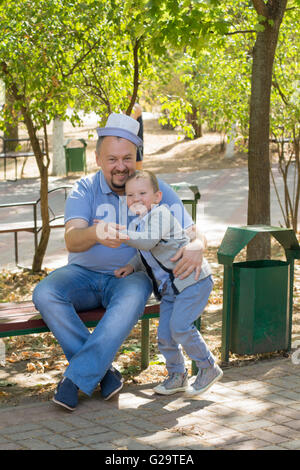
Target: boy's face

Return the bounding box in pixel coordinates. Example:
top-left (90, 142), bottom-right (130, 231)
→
top-left (126, 177), bottom-right (162, 216)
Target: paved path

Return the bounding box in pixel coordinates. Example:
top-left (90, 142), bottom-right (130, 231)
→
top-left (0, 357), bottom-right (300, 450)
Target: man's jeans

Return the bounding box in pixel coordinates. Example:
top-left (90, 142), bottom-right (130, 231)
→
top-left (157, 275), bottom-right (215, 374)
top-left (33, 264), bottom-right (152, 395)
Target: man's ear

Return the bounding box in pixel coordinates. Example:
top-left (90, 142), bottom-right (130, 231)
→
top-left (95, 151), bottom-right (101, 167)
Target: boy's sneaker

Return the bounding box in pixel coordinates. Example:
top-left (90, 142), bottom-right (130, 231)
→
top-left (153, 369), bottom-right (189, 395)
top-left (186, 364), bottom-right (223, 396)
top-left (52, 377), bottom-right (79, 411)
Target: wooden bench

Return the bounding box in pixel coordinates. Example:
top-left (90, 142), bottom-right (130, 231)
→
top-left (0, 299), bottom-right (160, 371)
top-left (0, 137), bottom-right (46, 181)
top-left (0, 299), bottom-right (201, 373)
top-left (0, 186), bottom-right (72, 265)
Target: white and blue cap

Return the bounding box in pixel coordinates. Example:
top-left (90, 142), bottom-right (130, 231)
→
top-left (96, 113), bottom-right (143, 148)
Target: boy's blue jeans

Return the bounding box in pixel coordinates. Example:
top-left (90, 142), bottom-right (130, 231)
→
top-left (158, 275), bottom-right (215, 374)
top-left (33, 264), bottom-right (152, 396)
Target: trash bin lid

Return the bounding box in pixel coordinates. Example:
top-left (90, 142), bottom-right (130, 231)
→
top-left (217, 225), bottom-right (300, 265)
top-left (170, 182), bottom-right (200, 201)
top-left (64, 138), bottom-right (87, 148)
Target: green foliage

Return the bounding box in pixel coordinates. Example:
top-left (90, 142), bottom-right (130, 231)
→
top-left (0, 0), bottom-right (110, 130)
top-left (271, 5), bottom-right (300, 138)
top-left (159, 95), bottom-right (194, 137)
top-left (146, 1), bottom-right (299, 145)
top-left (0, 0), bottom-right (298, 150)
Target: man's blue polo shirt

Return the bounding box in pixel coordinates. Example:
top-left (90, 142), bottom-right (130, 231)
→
top-left (64, 170), bottom-right (193, 274)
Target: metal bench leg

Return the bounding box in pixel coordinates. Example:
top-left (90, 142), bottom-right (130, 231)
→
top-left (14, 232), bottom-right (19, 266)
top-left (141, 318), bottom-right (150, 370)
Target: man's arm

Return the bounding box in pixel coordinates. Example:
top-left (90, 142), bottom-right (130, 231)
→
top-left (171, 224), bottom-right (207, 281)
top-left (65, 219), bottom-right (126, 252)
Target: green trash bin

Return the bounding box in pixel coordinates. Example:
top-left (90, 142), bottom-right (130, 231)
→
top-left (217, 225), bottom-right (300, 362)
top-left (170, 182), bottom-right (200, 222)
top-left (64, 138), bottom-right (87, 174)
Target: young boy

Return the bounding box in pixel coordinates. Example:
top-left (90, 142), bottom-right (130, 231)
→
top-left (114, 170), bottom-right (223, 396)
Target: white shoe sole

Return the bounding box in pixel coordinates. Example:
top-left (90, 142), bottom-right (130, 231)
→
top-left (186, 370), bottom-right (223, 397)
top-left (153, 385), bottom-right (188, 396)
top-left (52, 397), bottom-right (76, 411)
top-left (103, 381), bottom-right (124, 401)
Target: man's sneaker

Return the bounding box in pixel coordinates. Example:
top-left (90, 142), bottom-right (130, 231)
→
top-left (153, 369), bottom-right (189, 395)
top-left (100, 366), bottom-right (124, 400)
top-left (52, 377), bottom-right (78, 411)
top-left (186, 364), bottom-right (223, 396)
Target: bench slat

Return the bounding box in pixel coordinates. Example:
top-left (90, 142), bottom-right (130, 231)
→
top-left (0, 152), bottom-right (36, 158)
top-left (0, 219), bottom-right (65, 234)
top-left (0, 301), bottom-right (160, 338)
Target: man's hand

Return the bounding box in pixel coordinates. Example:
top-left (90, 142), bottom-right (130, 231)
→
top-left (94, 220), bottom-right (129, 248)
top-left (171, 238), bottom-right (204, 281)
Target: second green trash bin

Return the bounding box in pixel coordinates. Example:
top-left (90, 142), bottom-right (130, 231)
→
top-left (64, 138), bottom-right (87, 175)
top-left (217, 225), bottom-right (300, 362)
top-left (170, 182), bottom-right (200, 222)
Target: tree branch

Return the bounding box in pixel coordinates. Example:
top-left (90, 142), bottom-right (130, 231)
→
top-left (78, 65), bottom-right (111, 113)
top-left (225, 29), bottom-right (256, 35)
top-left (126, 37), bottom-right (141, 116)
top-left (61, 37), bottom-right (103, 80)
top-left (42, 120), bottom-right (50, 169)
top-left (272, 78), bottom-right (289, 106)
top-left (252, 0), bottom-right (269, 17)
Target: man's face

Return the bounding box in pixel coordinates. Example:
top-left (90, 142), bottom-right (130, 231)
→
top-left (96, 136), bottom-right (137, 194)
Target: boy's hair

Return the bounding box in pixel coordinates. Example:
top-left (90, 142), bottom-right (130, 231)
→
top-left (126, 170), bottom-right (160, 193)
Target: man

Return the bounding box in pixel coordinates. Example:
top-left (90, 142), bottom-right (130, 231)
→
top-left (33, 113), bottom-right (204, 411)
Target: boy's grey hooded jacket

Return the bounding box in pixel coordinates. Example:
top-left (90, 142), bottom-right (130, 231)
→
top-left (123, 204), bottom-right (212, 299)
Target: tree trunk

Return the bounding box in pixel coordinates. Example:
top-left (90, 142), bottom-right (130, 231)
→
top-left (292, 128), bottom-right (300, 232)
top-left (1, 71), bottom-right (51, 272)
top-left (187, 106), bottom-right (202, 138)
top-left (32, 164), bottom-right (50, 272)
top-left (247, 0), bottom-right (287, 260)
top-left (52, 116), bottom-right (66, 176)
top-left (21, 108), bottom-right (50, 272)
top-left (225, 122), bottom-right (237, 159)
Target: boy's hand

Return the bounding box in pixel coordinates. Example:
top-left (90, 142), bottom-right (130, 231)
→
top-left (93, 219), bottom-right (129, 248)
top-left (114, 264), bottom-right (134, 278)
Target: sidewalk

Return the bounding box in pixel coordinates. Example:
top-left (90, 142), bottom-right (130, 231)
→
top-left (0, 357), bottom-right (300, 450)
